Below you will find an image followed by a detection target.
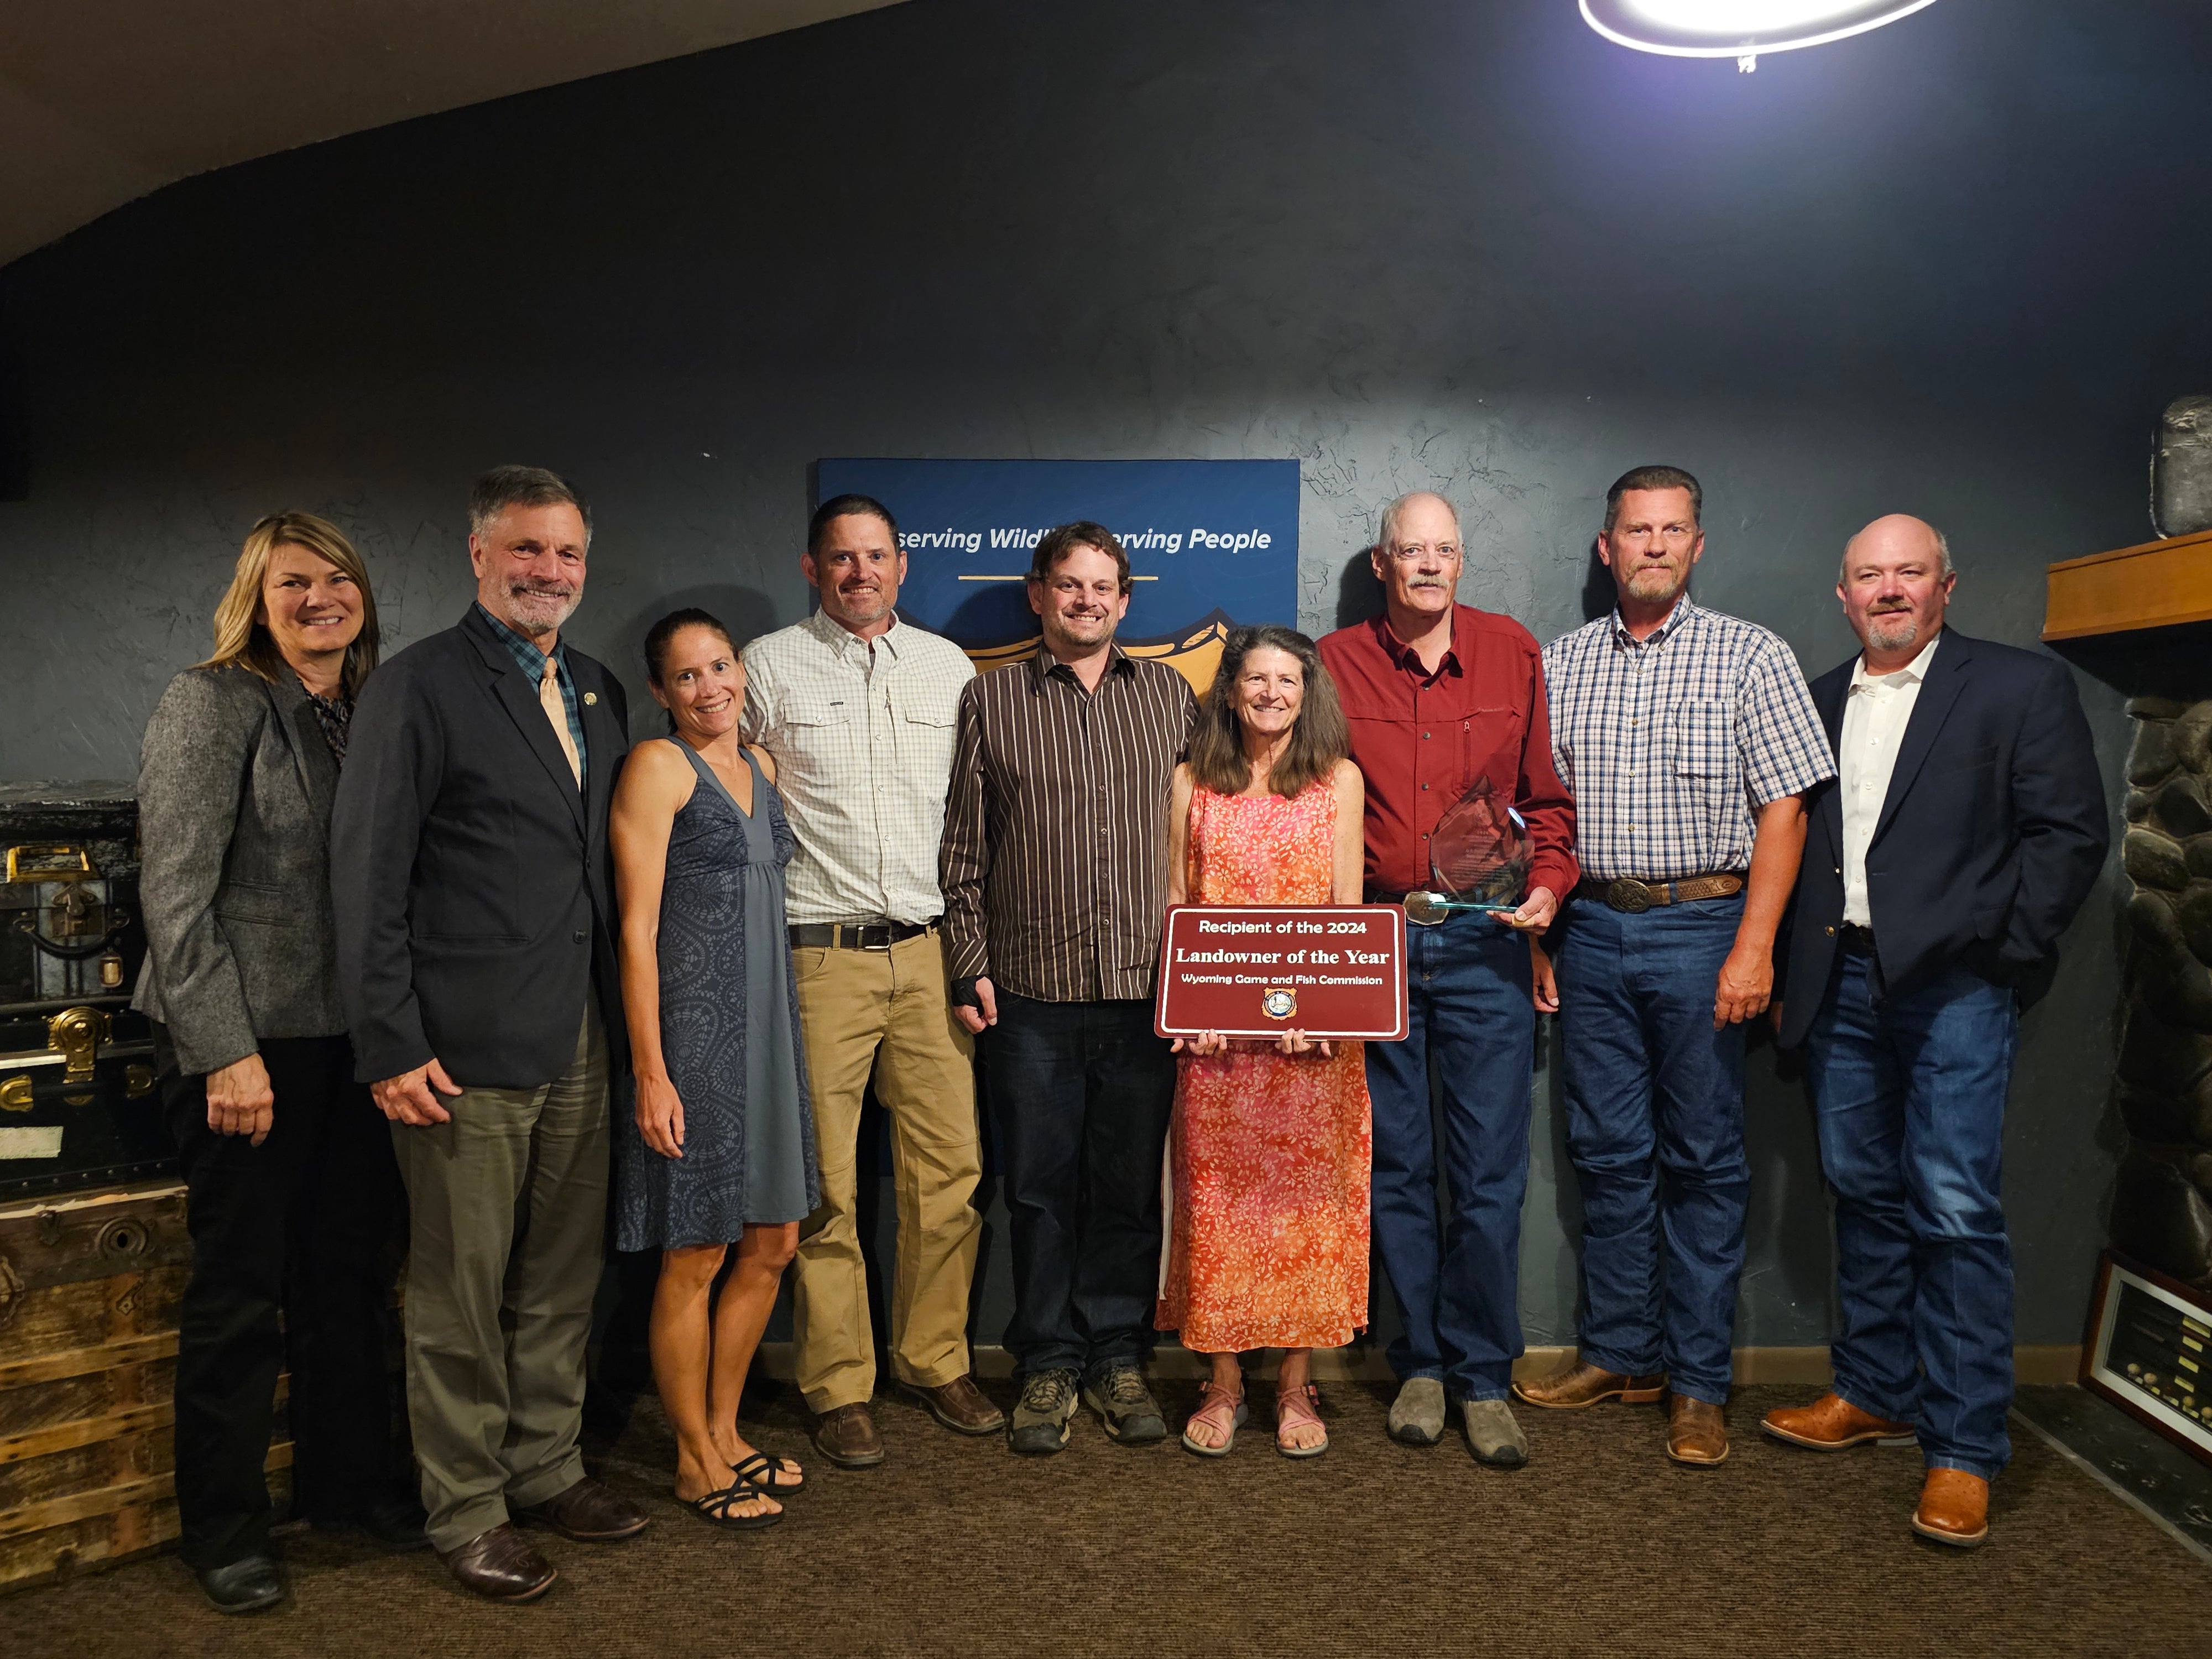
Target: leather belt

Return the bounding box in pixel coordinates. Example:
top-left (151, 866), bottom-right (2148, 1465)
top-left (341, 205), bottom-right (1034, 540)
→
top-left (1575, 873), bottom-right (1745, 914)
top-left (788, 920), bottom-right (934, 952)
top-left (1838, 922), bottom-right (1877, 955)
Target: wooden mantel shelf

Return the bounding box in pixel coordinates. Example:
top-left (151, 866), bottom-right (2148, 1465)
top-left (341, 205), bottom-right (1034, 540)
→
top-left (2044, 529), bottom-right (2212, 640)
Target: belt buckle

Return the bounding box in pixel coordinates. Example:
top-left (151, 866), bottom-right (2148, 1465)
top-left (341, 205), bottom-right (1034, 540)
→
top-left (1607, 878), bottom-right (1654, 914)
top-left (861, 925), bottom-right (892, 952)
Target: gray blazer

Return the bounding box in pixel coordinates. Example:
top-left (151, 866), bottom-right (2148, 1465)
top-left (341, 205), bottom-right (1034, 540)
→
top-left (132, 663), bottom-right (348, 1074)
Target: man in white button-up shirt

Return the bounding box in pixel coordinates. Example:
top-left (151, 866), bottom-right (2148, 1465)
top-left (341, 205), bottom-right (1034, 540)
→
top-left (741, 495), bottom-right (1002, 1467)
top-left (1837, 632), bottom-right (1940, 927)
top-left (1766, 514), bottom-right (2105, 1552)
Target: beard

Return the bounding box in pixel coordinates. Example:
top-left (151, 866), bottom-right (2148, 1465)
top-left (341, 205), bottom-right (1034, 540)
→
top-left (833, 583), bottom-right (891, 624)
top-left (1625, 564), bottom-right (1687, 606)
top-left (504, 581), bottom-right (580, 635)
top-left (1863, 610), bottom-right (1919, 653)
top-left (1047, 609), bottom-right (1114, 650)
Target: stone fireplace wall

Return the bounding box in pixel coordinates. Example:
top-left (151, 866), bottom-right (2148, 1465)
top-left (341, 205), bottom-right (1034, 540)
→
top-left (2116, 695), bottom-right (2212, 1291)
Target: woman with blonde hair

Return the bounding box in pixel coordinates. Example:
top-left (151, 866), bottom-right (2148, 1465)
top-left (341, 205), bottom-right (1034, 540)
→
top-left (134, 512), bottom-right (419, 1613)
top-left (1156, 625), bottom-right (1371, 1457)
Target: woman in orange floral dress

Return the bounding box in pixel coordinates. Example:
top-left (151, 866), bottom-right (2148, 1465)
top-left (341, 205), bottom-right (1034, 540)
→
top-left (1156, 625), bottom-right (1370, 1457)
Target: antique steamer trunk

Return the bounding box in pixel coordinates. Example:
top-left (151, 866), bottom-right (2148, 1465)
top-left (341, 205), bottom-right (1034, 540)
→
top-left (0, 1181), bottom-right (291, 1592)
top-left (0, 782), bottom-right (174, 1200)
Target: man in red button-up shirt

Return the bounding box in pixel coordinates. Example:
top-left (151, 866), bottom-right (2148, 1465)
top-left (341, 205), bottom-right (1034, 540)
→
top-left (1317, 491), bottom-right (1576, 1467)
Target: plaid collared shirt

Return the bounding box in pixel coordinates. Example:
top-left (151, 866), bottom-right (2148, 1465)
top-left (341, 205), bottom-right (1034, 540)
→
top-left (741, 609), bottom-right (976, 927)
top-left (473, 601), bottom-right (587, 791)
top-left (1542, 596), bottom-right (1833, 883)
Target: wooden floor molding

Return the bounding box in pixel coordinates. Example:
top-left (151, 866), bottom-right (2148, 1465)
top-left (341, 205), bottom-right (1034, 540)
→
top-left (754, 1342), bottom-right (2083, 1387)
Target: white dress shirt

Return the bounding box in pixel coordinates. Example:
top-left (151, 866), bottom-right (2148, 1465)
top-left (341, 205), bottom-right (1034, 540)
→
top-left (741, 609), bottom-right (975, 927)
top-left (1838, 631), bottom-right (1942, 928)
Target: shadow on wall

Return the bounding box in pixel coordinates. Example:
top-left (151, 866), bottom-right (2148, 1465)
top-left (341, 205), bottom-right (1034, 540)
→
top-left (609, 584), bottom-right (781, 742)
top-left (1336, 546), bottom-right (1384, 632)
top-left (1579, 541), bottom-right (1613, 624)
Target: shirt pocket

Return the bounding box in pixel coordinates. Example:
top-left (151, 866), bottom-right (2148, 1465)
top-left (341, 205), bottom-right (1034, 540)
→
top-left (1667, 699), bottom-right (1736, 781)
top-left (1459, 705), bottom-right (1528, 799)
top-left (212, 875), bottom-right (294, 927)
top-left (776, 692), bottom-right (857, 782)
top-left (895, 687), bottom-right (959, 782)
top-left (782, 691), bottom-right (857, 730)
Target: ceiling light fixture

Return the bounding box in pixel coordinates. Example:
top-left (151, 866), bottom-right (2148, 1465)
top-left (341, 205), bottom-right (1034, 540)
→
top-left (1579, 0), bottom-right (1942, 72)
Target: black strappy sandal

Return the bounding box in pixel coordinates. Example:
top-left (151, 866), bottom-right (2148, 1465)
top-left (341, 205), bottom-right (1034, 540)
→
top-left (683, 1478), bottom-right (784, 1531)
top-left (731, 1450), bottom-right (805, 1495)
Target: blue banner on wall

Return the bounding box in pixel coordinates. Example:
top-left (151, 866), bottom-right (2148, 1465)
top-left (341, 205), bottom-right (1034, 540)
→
top-left (812, 458), bottom-right (1298, 691)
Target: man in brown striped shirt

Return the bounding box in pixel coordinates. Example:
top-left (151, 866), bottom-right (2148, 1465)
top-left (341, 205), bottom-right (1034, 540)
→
top-left (940, 522), bottom-right (1197, 1457)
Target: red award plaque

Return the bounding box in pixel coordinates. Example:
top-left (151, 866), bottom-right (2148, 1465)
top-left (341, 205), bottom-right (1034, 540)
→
top-left (1154, 905), bottom-right (1409, 1041)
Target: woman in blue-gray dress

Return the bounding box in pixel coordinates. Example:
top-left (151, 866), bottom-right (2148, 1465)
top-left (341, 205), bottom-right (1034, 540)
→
top-left (611, 608), bottom-right (819, 1531)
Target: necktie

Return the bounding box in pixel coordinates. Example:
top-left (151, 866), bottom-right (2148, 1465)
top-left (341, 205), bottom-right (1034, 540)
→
top-left (539, 656), bottom-right (582, 789)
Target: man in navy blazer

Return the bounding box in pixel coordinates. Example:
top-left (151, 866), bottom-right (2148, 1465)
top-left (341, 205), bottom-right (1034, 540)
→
top-left (332, 467), bottom-right (646, 1601)
top-left (1763, 514), bottom-right (2106, 1550)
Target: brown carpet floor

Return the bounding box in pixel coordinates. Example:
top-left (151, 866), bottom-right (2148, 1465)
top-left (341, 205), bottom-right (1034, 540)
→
top-left (11, 1380), bottom-right (2206, 1658)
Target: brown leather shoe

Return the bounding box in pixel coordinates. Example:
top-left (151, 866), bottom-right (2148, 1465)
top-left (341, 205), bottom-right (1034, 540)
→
top-left (902, 1374), bottom-right (1006, 1436)
top-left (813, 1401), bottom-right (886, 1468)
top-left (1912, 1468), bottom-right (1990, 1547)
top-left (439, 1523), bottom-right (557, 1603)
top-left (513, 1477), bottom-right (649, 1542)
top-left (1666, 1393), bottom-right (1729, 1465)
top-left (1761, 1391), bottom-right (1917, 1452)
top-left (1512, 1359), bottom-right (1667, 1410)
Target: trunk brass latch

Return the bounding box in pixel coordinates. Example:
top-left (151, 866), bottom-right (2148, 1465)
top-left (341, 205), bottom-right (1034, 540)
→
top-left (47, 1005), bottom-right (109, 1086)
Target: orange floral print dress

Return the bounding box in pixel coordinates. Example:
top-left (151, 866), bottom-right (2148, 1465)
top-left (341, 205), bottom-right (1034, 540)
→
top-left (1155, 779), bottom-right (1373, 1352)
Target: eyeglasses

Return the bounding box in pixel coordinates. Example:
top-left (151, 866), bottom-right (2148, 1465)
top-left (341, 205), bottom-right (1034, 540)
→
top-left (1385, 542), bottom-right (1462, 564)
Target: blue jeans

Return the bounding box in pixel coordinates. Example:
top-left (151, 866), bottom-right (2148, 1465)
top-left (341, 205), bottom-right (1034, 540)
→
top-left (987, 994), bottom-right (1177, 1379)
top-left (1365, 912), bottom-right (1533, 1402)
top-left (1805, 951), bottom-right (2017, 1479)
top-left (1556, 894), bottom-right (1748, 1404)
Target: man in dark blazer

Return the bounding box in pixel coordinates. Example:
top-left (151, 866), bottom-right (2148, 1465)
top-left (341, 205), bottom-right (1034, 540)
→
top-left (332, 466), bottom-right (645, 1602)
top-left (1764, 514), bottom-right (2107, 1551)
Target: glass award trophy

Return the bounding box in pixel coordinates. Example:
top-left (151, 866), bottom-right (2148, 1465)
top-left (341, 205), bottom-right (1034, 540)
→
top-left (1403, 776), bottom-right (1529, 925)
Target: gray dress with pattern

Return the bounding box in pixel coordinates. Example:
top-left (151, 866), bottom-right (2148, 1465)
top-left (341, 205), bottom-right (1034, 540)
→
top-left (615, 740), bottom-right (818, 1249)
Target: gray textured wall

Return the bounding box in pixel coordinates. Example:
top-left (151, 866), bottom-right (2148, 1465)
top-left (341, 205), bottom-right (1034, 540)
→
top-left (6, 0), bottom-right (2209, 1349)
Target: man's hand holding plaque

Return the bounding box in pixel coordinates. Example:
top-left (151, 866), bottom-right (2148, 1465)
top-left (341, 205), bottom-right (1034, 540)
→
top-left (1403, 776), bottom-right (1557, 932)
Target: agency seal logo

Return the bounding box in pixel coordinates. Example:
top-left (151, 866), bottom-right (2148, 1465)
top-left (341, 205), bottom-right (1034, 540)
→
top-left (1261, 987), bottom-right (1297, 1020)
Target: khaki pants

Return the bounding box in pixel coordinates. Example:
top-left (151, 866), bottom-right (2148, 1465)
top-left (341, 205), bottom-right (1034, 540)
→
top-left (390, 1004), bottom-right (609, 1552)
top-left (791, 928), bottom-right (982, 1412)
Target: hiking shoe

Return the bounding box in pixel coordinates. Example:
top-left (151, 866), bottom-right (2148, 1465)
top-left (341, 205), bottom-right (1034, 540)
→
top-left (1461, 1397), bottom-right (1528, 1468)
top-left (1009, 1368), bottom-right (1079, 1456)
top-left (1389, 1376), bottom-right (1447, 1445)
top-left (1083, 1361), bottom-right (1167, 1445)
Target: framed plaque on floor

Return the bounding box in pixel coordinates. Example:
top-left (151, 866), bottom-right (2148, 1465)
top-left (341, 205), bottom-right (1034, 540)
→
top-left (2080, 1250), bottom-right (2212, 1468)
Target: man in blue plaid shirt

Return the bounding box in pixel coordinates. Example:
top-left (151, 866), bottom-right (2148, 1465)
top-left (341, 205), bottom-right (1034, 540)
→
top-left (1515, 465), bottom-right (1833, 1467)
